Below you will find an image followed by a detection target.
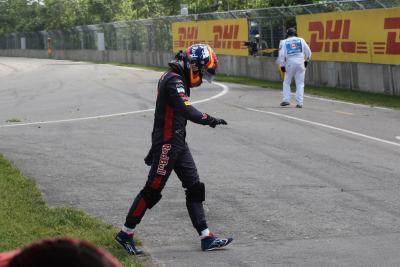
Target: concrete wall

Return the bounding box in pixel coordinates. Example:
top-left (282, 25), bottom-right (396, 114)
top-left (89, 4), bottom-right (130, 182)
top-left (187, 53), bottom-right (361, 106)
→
top-left (306, 61), bottom-right (400, 95)
top-left (1, 49), bottom-right (399, 96)
top-left (0, 49), bottom-right (48, 59)
top-left (218, 55), bottom-right (400, 96)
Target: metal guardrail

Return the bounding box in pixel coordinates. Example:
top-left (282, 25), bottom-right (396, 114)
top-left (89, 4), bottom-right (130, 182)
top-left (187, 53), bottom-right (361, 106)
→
top-left (0, 0), bottom-right (398, 54)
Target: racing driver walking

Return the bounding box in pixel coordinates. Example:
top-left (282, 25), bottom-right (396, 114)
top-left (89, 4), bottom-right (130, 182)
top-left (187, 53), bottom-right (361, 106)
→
top-left (115, 44), bottom-right (233, 254)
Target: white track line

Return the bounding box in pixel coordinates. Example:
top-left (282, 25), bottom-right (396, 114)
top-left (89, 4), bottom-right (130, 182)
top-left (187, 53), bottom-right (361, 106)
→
top-left (196, 82), bottom-right (228, 104)
top-left (0, 109), bottom-right (154, 128)
top-left (0, 83), bottom-right (229, 128)
top-left (247, 107), bottom-right (400, 148)
top-left (302, 93), bottom-right (392, 111)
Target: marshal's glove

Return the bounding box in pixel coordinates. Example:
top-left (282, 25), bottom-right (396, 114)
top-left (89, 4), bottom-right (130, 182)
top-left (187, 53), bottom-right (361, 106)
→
top-left (208, 116), bottom-right (228, 128)
top-left (280, 66), bottom-right (286, 73)
top-left (304, 60), bottom-right (309, 68)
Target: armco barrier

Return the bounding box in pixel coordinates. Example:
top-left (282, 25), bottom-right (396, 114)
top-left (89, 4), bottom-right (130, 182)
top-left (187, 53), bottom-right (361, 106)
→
top-left (1, 49), bottom-right (399, 96)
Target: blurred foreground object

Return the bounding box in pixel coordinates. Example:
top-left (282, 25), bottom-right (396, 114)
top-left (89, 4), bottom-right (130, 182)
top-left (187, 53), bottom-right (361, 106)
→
top-left (0, 238), bottom-right (122, 267)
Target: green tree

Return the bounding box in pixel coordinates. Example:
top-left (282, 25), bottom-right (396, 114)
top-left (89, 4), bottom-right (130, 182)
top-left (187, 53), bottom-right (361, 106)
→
top-left (0, 0), bottom-right (45, 33)
top-left (269, 0), bottom-right (316, 6)
top-left (0, 0), bottom-right (320, 34)
top-left (158, 0), bottom-right (180, 16)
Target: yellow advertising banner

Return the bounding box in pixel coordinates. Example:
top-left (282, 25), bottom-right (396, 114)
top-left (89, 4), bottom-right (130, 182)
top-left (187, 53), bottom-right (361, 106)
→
top-left (296, 7), bottom-right (400, 64)
top-left (172, 18), bottom-right (248, 56)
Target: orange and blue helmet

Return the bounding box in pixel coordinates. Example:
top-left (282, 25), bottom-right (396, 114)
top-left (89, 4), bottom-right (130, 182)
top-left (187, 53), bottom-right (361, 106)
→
top-left (186, 44), bottom-right (218, 87)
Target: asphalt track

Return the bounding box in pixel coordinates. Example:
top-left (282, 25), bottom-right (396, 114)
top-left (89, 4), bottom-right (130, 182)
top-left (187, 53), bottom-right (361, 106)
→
top-left (1, 57), bottom-right (400, 267)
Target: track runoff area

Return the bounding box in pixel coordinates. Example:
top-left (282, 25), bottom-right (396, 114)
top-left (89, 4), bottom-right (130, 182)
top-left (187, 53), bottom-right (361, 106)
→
top-left (1, 57), bottom-right (400, 266)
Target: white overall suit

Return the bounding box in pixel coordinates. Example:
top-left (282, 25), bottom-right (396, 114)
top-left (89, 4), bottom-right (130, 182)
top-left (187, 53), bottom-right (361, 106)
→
top-left (278, 36), bottom-right (311, 106)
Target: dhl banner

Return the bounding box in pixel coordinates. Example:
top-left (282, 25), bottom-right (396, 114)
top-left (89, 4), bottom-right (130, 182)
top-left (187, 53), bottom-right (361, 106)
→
top-left (297, 7), bottom-right (400, 64)
top-left (172, 18), bottom-right (248, 56)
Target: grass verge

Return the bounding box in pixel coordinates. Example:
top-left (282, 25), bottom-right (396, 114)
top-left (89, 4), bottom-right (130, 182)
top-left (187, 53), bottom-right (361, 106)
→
top-left (5, 118), bottom-right (21, 123)
top-left (215, 74), bottom-right (400, 109)
top-left (0, 154), bottom-right (147, 267)
top-left (99, 61), bottom-right (400, 110)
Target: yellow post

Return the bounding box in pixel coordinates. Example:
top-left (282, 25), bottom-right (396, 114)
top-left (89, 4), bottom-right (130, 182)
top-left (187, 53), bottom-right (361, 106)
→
top-left (278, 65), bottom-right (285, 81)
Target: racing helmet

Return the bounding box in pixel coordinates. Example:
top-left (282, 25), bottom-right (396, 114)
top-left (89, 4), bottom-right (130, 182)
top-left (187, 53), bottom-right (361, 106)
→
top-left (185, 44), bottom-right (218, 87)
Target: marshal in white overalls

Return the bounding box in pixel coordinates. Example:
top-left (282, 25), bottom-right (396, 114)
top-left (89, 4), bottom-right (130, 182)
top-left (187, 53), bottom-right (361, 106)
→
top-left (278, 35), bottom-right (312, 107)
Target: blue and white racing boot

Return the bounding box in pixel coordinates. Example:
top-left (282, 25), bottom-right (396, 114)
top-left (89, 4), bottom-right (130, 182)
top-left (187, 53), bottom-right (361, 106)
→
top-left (201, 233), bottom-right (233, 251)
top-left (115, 231), bottom-right (143, 255)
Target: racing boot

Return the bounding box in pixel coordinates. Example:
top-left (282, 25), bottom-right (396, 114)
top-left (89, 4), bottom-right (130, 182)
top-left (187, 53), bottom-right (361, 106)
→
top-left (201, 232), bottom-right (233, 251)
top-left (115, 231), bottom-right (143, 255)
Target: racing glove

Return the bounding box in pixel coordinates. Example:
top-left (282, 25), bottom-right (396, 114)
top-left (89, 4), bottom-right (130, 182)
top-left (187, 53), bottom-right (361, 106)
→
top-left (280, 66), bottom-right (286, 73)
top-left (208, 116), bottom-right (228, 128)
top-left (144, 149), bottom-right (153, 166)
top-left (304, 60), bottom-right (309, 68)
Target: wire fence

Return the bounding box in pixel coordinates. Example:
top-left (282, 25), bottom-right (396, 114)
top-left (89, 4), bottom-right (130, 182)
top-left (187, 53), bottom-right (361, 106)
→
top-left (0, 0), bottom-right (398, 56)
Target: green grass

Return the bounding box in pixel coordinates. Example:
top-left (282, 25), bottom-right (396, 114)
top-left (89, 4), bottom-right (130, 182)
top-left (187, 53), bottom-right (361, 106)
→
top-left (98, 61), bottom-right (400, 110)
top-left (0, 154), bottom-right (149, 267)
top-left (6, 118), bottom-right (21, 123)
top-left (215, 74), bottom-right (400, 109)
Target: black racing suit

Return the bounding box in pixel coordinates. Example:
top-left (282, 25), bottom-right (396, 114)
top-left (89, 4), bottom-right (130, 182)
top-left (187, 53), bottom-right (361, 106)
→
top-left (124, 63), bottom-right (216, 235)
